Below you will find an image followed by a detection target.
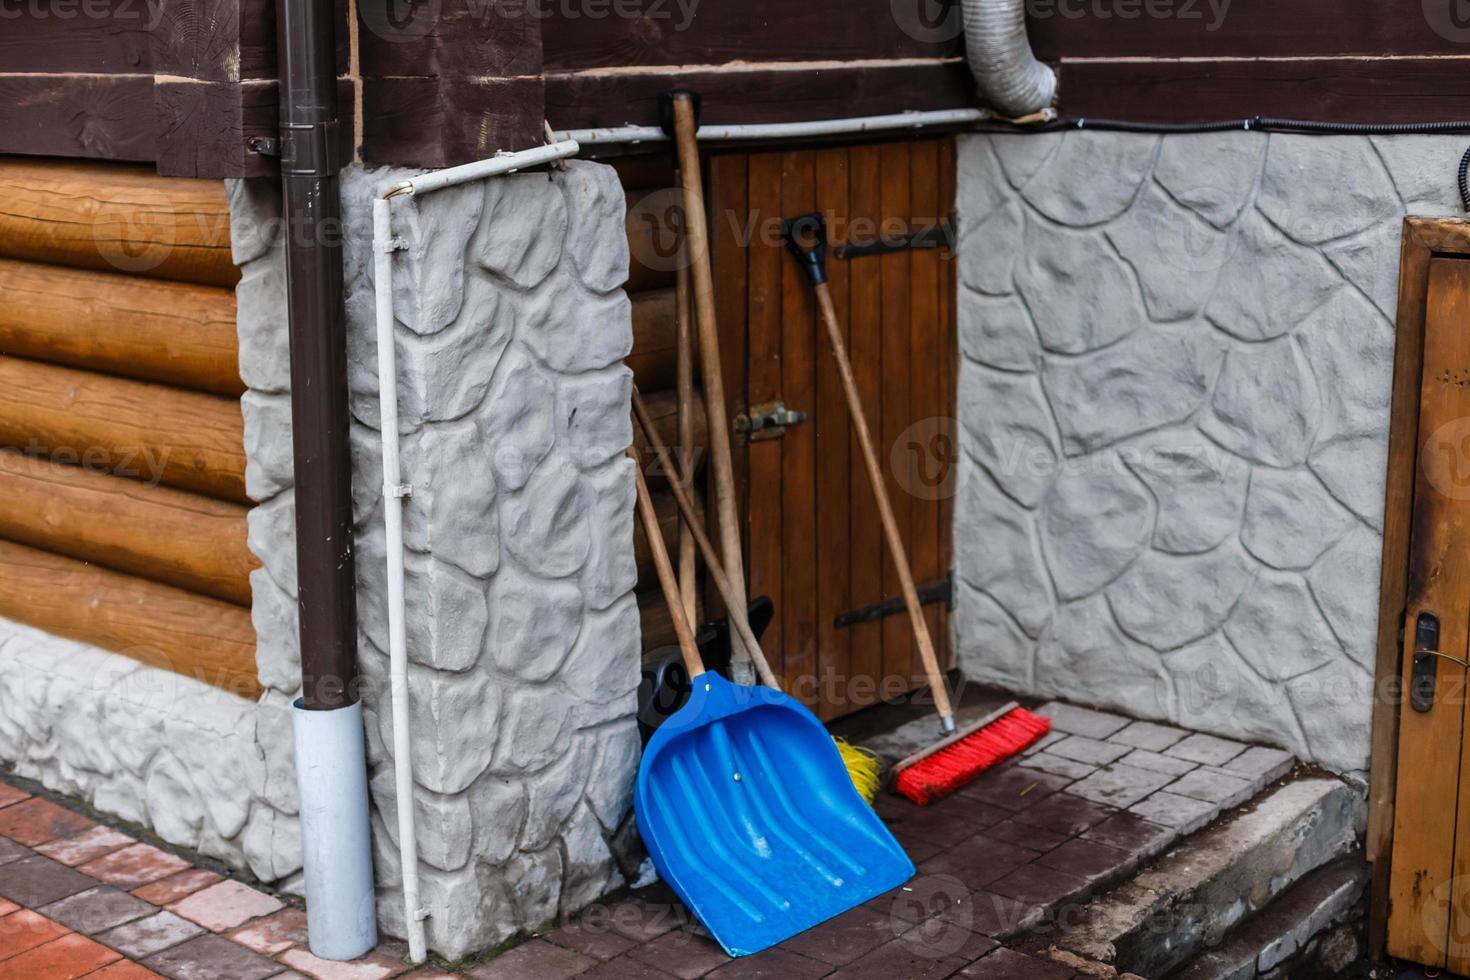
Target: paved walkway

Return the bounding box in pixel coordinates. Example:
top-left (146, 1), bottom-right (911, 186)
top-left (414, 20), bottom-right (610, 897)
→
top-left (0, 701), bottom-right (1293, 979)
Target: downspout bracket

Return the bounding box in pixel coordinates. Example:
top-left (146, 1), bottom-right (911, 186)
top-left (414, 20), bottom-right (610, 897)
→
top-left (281, 118), bottom-right (344, 177)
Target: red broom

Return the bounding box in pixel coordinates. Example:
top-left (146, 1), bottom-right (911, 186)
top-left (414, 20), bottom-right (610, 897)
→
top-left (892, 703), bottom-right (1052, 806)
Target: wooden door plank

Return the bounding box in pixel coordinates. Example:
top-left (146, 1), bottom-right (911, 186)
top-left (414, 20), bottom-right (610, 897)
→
top-left (847, 143), bottom-right (887, 703)
top-left (814, 146), bottom-right (853, 720)
top-left (879, 141), bottom-right (916, 688)
top-left (1388, 256), bottom-right (1470, 966)
top-left (746, 151), bottom-right (786, 681)
top-left (779, 150), bottom-right (820, 706)
top-left (709, 153), bottom-right (751, 618)
top-left (908, 138), bottom-right (946, 684)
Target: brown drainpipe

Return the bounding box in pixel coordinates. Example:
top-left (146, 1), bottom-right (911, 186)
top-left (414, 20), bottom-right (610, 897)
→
top-left (276, 0), bottom-right (357, 710)
top-left (275, 0), bottom-right (379, 961)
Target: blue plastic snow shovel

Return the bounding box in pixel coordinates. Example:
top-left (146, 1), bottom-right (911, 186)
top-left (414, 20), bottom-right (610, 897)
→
top-left (630, 460), bottom-right (914, 958)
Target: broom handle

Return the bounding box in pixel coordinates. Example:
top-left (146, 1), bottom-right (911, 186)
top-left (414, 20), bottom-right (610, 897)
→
top-left (812, 280), bottom-right (956, 729)
top-left (671, 93), bottom-right (755, 677)
top-left (633, 389), bottom-right (782, 691)
top-left (674, 239), bottom-right (699, 626)
top-left (632, 451), bottom-right (705, 678)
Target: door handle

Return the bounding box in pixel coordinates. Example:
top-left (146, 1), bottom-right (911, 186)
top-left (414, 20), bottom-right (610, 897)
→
top-left (1411, 613), bottom-right (1441, 713)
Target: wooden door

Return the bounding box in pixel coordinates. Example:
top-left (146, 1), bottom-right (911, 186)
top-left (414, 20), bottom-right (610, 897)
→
top-left (1388, 256), bottom-right (1470, 968)
top-left (708, 138), bottom-right (957, 722)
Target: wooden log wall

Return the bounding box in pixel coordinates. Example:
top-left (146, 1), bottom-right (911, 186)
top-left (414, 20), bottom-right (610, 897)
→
top-left (0, 158), bottom-right (259, 698)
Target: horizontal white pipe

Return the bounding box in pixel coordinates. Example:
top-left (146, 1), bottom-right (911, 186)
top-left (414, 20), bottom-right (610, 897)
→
top-left (554, 107), bottom-right (1018, 145)
top-left (292, 700), bottom-right (379, 961)
top-left (383, 140), bottom-right (582, 198)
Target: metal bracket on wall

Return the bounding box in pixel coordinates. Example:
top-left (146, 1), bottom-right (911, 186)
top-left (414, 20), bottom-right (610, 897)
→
top-left (734, 401), bottom-right (807, 441)
top-left (835, 215), bottom-right (955, 260)
top-left (834, 574), bottom-right (953, 629)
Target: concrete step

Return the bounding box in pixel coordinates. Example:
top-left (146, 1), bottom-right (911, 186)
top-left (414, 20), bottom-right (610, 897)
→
top-left (1171, 857), bottom-right (1367, 980)
top-left (1037, 775), bottom-right (1363, 978)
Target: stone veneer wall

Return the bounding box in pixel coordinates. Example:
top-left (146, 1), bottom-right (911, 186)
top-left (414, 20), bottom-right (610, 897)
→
top-left (231, 159), bottom-right (641, 959)
top-left (953, 132), bottom-right (1467, 777)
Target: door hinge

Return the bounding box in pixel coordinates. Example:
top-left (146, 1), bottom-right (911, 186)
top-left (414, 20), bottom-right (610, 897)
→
top-left (834, 575), bottom-right (953, 629)
top-left (734, 401), bottom-right (807, 441)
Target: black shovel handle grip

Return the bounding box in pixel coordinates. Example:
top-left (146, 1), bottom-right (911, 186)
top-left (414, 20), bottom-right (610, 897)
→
top-left (781, 212), bottom-right (828, 286)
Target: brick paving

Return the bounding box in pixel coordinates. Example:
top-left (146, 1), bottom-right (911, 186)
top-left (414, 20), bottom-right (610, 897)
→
top-left (0, 701), bottom-right (1295, 979)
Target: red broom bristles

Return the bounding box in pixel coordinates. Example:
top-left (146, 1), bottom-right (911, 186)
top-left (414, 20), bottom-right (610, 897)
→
top-left (894, 707), bottom-right (1052, 806)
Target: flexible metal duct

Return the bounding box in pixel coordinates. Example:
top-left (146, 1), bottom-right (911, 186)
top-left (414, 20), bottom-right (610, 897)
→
top-left (962, 0), bottom-right (1056, 117)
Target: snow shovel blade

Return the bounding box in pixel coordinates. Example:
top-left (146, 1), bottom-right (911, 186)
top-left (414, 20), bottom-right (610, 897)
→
top-left (634, 673), bottom-right (914, 957)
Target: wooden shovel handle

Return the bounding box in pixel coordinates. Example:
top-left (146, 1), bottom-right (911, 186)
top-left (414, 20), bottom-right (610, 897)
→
top-left (633, 388), bottom-right (781, 691)
top-left (812, 281), bottom-right (955, 722)
top-left (674, 242), bottom-right (698, 627)
top-left (671, 93), bottom-right (753, 671)
top-left (631, 450), bottom-right (705, 678)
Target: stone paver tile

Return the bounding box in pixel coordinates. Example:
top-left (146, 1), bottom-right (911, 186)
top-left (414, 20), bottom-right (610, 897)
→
top-left (888, 798), bottom-right (1008, 849)
top-left (0, 900), bottom-right (14, 917)
top-left (1022, 753), bottom-right (1097, 781)
top-left (959, 766), bottom-right (1072, 812)
top-left (0, 932), bottom-right (119, 979)
top-left (88, 961), bottom-right (167, 980)
top-left (577, 958), bottom-right (679, 979)
top-left (401, 968), bottom-right (457, 979)
top-left (1048, 736), bottom-right (1131, 767)
top-left (0, 908), bottom-right (70, 961)
top-left (145, 934), bottom-right (281, 980)
top-left (778, 902), bottom-right (894, 966)
top-left (0, 798), bottom-right (95, 848)
top-left (0, 838), bottom-right (27, 868)
top-left (1021, 730), bottom-right (1067, 756)
top-left (960, 946), bottom-right (1075, 979)
top-left (41, 886), bottom-right (154, 934)
top-left (897, 920), bottom-right (999, 963)
top-left (1108, 720), bottom-right (1187, 752)
top-left (229, 906), bottom-right (308, 955)
top-left (1036, 837), bottom-right (1135, 882)
top-left (1223, 746), bottom-right (1295, 782)
top-left (278, 945), bottom-right (410, 979)
top-left (1067, 764), bottom-right (1177, 809)
top-left (704, 946), bottom-right (830, 979)
top-left (0, 854), bottom-right (98, 907)
top-left (626, 928), bottom-right (730, 980)
top-left (80, 845), bottom-right (192, 890)
top-left (167, 880), bottom-right (284, 932)
top-left (36, 826), bottom-right (135, 868)
top-left (1129, 791), bottom-right (1218, 833)
top-left (824, 932), bottom-right (977, 980)
top-left (1019, 792), bottom-right (1116, 837)
top-left (0, 785), bottom-right (30, 810)
top-left (545, 918), bottom-right (639, 961)
top-left (919, 834), bottom-right (1036, 887)
top-left (467, 938), bottom-right (598, 980)
top-left (131, 870), bottom-right (223, 907)
top-left (968, 891), bottom-right (1042, 939)
top-left (1167, 767), bottom-right (1257, 808)
top-left (988, 863), bottom-right (1090, 908)
top-left (1166, 733), bottom-right (1247, 767)
top-left (983, 818), bottom-right (1069, 854)
top-left (597, 895), bottom-right (683, 944)
top-left (1118, 749), bottom-right (1197, 777)
top-left (1037, 703), bottom-right (1129, 740)
top-left (97, 910), bottom-right (204, 959)
top-left (1082, 812), bottom-right (1175, 858)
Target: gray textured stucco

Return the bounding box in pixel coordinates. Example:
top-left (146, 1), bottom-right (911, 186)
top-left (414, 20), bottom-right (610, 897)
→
top-left (233, 159), bottom-right (640, 959)
top-left (954, 131), bottom-right (1466, 776)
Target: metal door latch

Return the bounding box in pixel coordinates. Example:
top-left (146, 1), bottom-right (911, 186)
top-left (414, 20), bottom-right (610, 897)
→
top-left (1412, 612), bottom-right (1448, 713)
top-left (734, 401), bottom-right (806, 441)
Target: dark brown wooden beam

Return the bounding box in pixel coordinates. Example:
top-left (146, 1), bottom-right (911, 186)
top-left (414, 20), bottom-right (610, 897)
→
top-left (0, 74), bottom-right (155, 162)
top-left (1058, 57), bottom-right (1470, 124)
top-left (0, 3), bottom-right (152, 73)
top-left (361, 75), bottom-right (545, 168)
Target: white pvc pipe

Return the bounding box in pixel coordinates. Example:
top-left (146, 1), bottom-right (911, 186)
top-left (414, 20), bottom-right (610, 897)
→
top-left (370, 138), bottom-right (580, 965)
top-left (292, 700), bottom-right (379, 961)
top-left (554, 107), bottom-right (1015, 146)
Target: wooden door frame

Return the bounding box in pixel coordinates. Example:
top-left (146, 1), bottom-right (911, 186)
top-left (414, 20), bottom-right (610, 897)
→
top-left (1368, 216), bottom-right (1470, 957)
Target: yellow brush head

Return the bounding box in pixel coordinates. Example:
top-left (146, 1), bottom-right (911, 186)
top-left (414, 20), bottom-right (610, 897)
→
top-left (833, 737), bottom-right (882, 804)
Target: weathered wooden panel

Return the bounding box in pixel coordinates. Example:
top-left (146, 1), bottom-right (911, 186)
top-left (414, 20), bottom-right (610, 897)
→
top-left (1060, 58), bottom-right (1470, 124)
top-left (0, 356), bottom-right (247, 503)
top-left (0, 258), bottom-right (242, 396)
top-left (0, 537), bottom-right (260, 698)
top-left (0, 74), bottom-right (156, 163)
top-left (0, 450), bottom-right (254, 605)
top-left (629, 288), bottom-right (678, 391)
top-left (0, 4), bottom-right (152, 74)
top-left (0, 158), bottom-right (237, 287)
top-left (361, 75), bottom-right (547, 169)
top-left (634, 486), bottom-right (705, 588)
